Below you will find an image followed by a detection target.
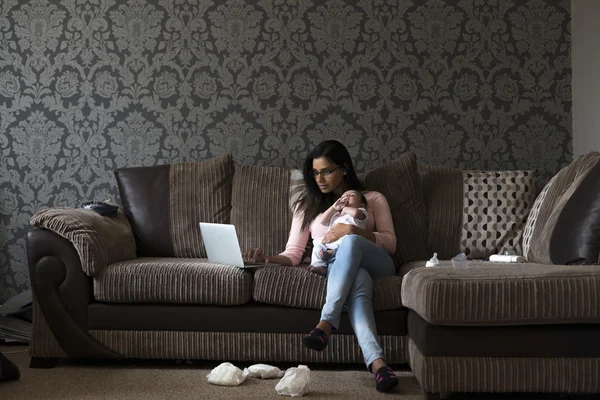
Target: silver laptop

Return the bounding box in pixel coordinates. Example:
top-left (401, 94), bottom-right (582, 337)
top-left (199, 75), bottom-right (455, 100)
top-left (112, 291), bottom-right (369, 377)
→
top-left (199, 222), bottom-right (278, 268)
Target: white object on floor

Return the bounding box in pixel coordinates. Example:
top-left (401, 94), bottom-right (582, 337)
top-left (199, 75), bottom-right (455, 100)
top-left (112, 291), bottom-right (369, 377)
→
top-left (425, 253), bottom-right (439, 267)
top-left (247, 364), bottom-right (285, 379)
top-left (489, 254), bottom-right (525, 263)
top-left (206, 362), bottom-right (249, 386)
top-left (275, 365), bottom-right (311, 397)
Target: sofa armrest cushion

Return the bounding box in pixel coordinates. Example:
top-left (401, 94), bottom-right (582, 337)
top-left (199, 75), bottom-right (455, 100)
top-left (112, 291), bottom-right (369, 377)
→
top-left (29, 207), bottom-right (136, 276)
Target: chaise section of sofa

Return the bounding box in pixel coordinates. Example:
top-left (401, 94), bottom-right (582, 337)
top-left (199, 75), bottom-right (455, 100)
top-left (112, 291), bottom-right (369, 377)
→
top-left (403, 152), bottom-right (600, 399)
top-left (402, 262), bottom-right (600, 399)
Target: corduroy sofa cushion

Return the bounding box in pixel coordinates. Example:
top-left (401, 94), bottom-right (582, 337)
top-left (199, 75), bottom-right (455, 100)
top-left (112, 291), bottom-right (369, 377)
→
top-left (252, 265), bottom-right (403, 311)
top-left (360, 152), bottom-right (429, 268)
top-left (230, 164), bottom-right (292, 260)
top-left (114, 153), bottom-right (234, 258)
top-left (419, 165), bottom-right (535, 259)
top-left (401, 262), bottom-right (600, 326)
top-left (94, 258), bottom-right (253, 305)
top-left (29, 207), bottom-right (136, 277)
top-left (524, 151), bottom-right (600, 265)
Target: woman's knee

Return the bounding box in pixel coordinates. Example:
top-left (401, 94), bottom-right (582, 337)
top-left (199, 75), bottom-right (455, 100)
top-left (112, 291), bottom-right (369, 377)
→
top-left (337, 234), bottom-right (366, 253)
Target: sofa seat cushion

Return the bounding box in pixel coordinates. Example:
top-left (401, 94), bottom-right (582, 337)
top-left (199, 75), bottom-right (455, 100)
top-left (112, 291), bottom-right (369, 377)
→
top-left (94, 258), bottom-right (253, 305)
top-left (252, 265), bottom-right (403, 311)
top-left (401, 262), bottom-right (600, 326)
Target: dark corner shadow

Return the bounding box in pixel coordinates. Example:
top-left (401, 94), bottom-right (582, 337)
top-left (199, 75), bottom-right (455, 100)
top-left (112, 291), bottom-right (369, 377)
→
top-left (446, 393), bottom-right (600, 399)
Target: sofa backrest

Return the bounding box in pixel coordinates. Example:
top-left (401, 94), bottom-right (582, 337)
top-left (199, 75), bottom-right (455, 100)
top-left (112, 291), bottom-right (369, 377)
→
top-left (359, 153), bottom-right (429, 269)
top-left (230, 164), bottom-right (294, 260)
top-left (113, 152), bottom-right (431, 268)
top-left (114, 153), bottom-right (234, 257)
top-left (419, 164), bottom-right (536, 260)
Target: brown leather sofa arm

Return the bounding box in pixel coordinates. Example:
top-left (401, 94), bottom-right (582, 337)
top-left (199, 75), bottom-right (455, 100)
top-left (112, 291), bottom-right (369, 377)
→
top-left (27, 228), bottom-right (119, 359)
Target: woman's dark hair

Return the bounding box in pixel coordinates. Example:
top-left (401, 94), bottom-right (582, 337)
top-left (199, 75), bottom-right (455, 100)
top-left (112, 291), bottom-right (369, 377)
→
top-left (295, 140), bottom-right (365, 230)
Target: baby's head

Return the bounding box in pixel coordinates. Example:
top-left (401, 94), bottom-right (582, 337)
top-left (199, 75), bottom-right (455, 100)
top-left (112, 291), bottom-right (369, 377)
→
top-left (341, 190), bottom-right (367, 208)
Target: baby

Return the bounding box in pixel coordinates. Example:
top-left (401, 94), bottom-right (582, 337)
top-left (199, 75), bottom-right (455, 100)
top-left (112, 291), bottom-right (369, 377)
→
top-left (309, 190), bottom-right (369, 275)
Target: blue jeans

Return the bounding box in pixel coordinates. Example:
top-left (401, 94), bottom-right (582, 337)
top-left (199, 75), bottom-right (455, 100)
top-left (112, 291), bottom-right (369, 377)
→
top-left (321, 234), bottom-right (396, 368)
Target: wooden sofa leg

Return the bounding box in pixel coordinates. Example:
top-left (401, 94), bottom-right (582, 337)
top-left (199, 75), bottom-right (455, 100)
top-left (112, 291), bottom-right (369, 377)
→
top-left (30, 357), bottom-right (58, 369)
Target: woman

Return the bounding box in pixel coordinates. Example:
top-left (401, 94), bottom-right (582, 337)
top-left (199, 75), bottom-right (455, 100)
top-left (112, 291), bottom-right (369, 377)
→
top-left (244, 140), bottom-right (399, 392)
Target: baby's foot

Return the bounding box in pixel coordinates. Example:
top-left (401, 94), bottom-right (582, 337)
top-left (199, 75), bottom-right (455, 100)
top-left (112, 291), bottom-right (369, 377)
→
top-left (318, 249), bottom-right (334, 260)
top-left (308, 265), bottom-right (328, 276)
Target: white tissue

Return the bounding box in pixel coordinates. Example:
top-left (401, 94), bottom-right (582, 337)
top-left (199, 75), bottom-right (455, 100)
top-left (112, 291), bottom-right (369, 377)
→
top-left (275, 365), bottom-right (311, 397)
top-left (206, 362), bottom-right (249, 386)
top-left (247, 364), bottom-right (285, 379)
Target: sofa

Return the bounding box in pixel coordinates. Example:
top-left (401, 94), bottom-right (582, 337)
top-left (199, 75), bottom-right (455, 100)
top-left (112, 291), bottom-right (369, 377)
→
top-left (26, 150), bottom-right (600, 398)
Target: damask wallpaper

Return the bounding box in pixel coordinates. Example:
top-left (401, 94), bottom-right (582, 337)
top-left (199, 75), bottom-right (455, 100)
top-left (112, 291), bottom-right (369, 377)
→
top-left (0, 0), bottom-right (572, 301)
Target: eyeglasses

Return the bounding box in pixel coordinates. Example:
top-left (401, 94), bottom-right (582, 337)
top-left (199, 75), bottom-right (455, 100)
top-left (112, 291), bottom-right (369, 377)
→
top-left (310, 166), bottom-right (341, 178)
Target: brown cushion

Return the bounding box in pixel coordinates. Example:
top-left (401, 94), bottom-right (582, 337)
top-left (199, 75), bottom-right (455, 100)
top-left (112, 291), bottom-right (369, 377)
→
top-left (230, 164), bottom-right (292, 258)
top-left (29, 207), bottom-right (136, 276)
top-left (360, 152), bottom-right (429, 268)
top-left (525, 151), bottom-right (600, 264)
top-left (252, 265), bottom-right (404, 311)
top-left (419, 164), bottom-right (463, 259)
top-left (114, 153), bottom-right (234, 258)
top-left (420, 165), bottom-right (536, 259)
top-left (94, 258), bottom-right (252, 305)
top-left (401, 262), bottom-right (600, 326)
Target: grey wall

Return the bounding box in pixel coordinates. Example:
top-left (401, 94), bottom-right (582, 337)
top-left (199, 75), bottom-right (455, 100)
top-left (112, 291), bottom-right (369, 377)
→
top-left (0, 0), bottom-right (572, 301)
top-left (572, 0), bottom-right (600, 156)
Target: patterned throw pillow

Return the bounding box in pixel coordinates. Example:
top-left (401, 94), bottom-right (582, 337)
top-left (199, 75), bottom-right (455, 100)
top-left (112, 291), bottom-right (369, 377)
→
top-left (461, 170), bottom-right (536, 259)
top-left (525, 152), bottom-right (600, 264)
top-left (420, 165), bottom-right (536, 260)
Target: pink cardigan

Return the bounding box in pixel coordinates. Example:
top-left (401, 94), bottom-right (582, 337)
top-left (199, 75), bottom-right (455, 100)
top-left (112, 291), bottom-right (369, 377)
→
top-left (279, 191), bottom-right (397, 266)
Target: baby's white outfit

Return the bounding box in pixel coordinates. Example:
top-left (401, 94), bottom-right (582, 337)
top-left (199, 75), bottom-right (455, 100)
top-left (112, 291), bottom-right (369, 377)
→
top-left (310, 208), bottom-right (369, 267)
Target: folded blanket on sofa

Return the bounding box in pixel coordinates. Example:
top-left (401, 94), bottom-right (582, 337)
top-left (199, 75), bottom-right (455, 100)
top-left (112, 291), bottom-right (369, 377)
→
top-left (29, 206), bottom-right (136, 276)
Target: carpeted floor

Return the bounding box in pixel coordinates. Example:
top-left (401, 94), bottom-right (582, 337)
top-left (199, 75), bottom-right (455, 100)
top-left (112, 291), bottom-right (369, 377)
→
top-left (1, 345), bottom-right (599, 400)
top-left (0, 345), bottom-right (423, 400)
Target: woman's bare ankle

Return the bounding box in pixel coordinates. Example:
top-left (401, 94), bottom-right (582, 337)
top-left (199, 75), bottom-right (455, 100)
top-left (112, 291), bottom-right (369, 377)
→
top-left (316, 320), bottom-right (333, 336)
top-left (370, 358), bottom-right (386, 374)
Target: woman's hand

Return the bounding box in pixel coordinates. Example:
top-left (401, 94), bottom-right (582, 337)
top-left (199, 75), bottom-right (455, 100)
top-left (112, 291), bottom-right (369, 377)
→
top-left (242, 249), bottom-right (293, 266)
top-left (243, 248), bottom-right (266, 263)
top-left (322, 223), bottom-right (353, 245)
